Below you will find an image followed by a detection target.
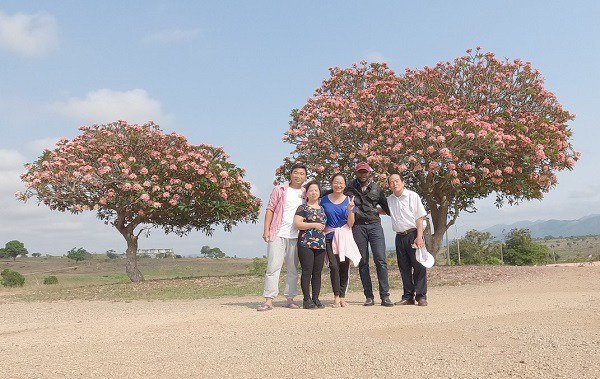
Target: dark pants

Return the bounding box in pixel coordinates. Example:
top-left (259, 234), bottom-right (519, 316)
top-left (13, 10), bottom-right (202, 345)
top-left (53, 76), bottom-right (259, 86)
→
top-left (353, 223), bottom-right (390, 299)
top-left (395, 231), bottom-right (427, 301)
top-left (297, 244), bottom-right (325, 301)
top-left (326, 239), bottom-right (350, 297)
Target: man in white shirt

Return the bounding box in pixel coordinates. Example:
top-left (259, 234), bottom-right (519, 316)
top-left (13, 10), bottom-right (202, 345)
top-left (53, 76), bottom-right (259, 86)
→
top-left (386, 173), bottom-right (429, 306)
top-left (257, 162), bottom-right (306, 311)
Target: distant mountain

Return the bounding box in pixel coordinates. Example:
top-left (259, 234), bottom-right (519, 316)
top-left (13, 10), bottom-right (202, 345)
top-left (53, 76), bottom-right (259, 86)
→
top-left (483, 214), bottom-right (600, 240)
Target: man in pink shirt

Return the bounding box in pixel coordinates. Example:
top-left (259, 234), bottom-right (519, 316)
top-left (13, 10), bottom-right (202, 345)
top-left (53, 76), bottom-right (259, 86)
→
top-left (257, 162), bottom-right (307, 311)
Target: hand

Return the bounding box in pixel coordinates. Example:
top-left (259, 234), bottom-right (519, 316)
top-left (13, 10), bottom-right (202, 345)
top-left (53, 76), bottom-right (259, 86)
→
top-left (414, 234), bottom-right (424, 248)
top-left (262, 230), bottom-right (270, 243)
top-left (347, 196), bottom-right (355, 212)
top-left (314, 223), bottom-right (325, 232)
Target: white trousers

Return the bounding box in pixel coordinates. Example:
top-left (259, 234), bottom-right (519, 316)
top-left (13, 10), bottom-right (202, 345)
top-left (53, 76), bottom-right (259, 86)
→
top-left (262, 237), bottom-right (299, 299)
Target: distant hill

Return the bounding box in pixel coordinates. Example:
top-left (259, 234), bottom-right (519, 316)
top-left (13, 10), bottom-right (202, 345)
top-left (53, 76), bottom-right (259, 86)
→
top-left (483, 214), bottom-right (600, 240)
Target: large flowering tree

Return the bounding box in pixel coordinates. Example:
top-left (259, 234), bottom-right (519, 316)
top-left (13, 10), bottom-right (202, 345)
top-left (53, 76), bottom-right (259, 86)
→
top-left (17, 121), bottom-right (260, 282)
top-left (278, 48), bottom-right (579, 254)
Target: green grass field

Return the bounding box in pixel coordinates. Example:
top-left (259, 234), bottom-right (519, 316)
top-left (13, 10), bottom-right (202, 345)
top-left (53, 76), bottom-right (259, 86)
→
top-left (0, 254), bottom-right (561, 303)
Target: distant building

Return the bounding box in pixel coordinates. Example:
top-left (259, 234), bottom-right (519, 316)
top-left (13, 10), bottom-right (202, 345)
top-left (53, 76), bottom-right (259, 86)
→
top-left (137, 248), bottom-right (175, 259)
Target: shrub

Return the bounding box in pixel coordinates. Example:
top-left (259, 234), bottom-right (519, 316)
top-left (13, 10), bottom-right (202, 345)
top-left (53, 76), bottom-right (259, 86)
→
top-left (43, 276), bottom-right (59, 285)
top-left (249, 256), bottom-right (268, 276)
top-left (1, 269), bottom-right (25, 287)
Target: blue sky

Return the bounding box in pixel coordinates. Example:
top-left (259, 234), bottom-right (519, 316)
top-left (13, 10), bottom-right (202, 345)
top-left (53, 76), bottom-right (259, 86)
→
top-left (1, 1), bottom-right (599, 257)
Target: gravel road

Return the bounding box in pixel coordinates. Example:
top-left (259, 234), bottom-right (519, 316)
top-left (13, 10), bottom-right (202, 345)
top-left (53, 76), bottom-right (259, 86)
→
top-left (1, 265), bottom-right (599, 378)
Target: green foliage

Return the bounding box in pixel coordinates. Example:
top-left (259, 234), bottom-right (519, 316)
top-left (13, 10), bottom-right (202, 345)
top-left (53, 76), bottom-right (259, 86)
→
top-left (2, 240), bottom-right (28, 261)
top-left (105, 249), bottom-right (119, 259)
top-left (1, 269), bottom-right (25, 287)
top-left (175, 254), bottom-right (182, 259)
top-left (201, 245), bottom-right (226, 259)
top-left (32, 253), bottom-right (42, 257)
top-left (43, 276), bottom-right (59, 285)
top-left (66, 247), bottom-right (91, 262)
top-left (249, 256), bottom-right (267, 276)
top-left (503, 228), bottom-right (549, 265)
top-left (449, 230), bottom-right (500, 265)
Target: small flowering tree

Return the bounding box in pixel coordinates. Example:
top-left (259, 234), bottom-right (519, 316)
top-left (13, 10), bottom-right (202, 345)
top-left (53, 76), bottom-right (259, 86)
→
top-left (278, 48), bottom-right (579, 254)
top-left (17, 121), bottom-right (260, 282)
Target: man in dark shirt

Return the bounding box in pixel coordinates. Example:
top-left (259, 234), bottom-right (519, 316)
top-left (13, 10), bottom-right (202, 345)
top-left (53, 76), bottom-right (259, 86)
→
top-left (345, 162), bottom-right (393, 306)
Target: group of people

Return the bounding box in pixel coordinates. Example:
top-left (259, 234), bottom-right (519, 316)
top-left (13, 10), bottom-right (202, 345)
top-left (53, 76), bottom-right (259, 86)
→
top-left (257, 161), bottom-right (429, 311)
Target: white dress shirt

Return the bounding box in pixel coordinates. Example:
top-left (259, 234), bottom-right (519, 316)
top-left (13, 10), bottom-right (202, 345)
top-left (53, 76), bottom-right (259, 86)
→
top-left (387, 189), bottom-right (427, 233)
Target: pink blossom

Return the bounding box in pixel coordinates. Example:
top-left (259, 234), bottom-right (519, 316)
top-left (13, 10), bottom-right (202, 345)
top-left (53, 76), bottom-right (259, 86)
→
top-left (140, 194), bottom-right (150, 201)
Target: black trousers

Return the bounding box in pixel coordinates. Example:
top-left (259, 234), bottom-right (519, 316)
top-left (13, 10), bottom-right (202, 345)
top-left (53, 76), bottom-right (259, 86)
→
top-left (297, 244), bottom-right (325, 301)
top-left (353, 223), bottom-right (389, 299)
top-left (395, 231), bottom-right (427, 301)
top-left (325, 239), bottom-right (350, 297)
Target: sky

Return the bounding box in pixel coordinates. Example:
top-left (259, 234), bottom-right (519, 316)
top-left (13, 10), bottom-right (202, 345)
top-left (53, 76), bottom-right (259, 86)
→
top-left (1, 1), bottom-right (599, 257)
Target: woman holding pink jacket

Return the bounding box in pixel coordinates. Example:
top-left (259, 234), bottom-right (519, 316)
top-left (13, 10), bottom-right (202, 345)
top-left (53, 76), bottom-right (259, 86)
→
top-left (321, 174), bottom-right (361, 307)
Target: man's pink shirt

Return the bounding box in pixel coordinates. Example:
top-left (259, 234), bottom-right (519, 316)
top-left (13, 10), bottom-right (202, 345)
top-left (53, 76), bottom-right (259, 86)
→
top-left (266, 183), bottom-right (305, 242)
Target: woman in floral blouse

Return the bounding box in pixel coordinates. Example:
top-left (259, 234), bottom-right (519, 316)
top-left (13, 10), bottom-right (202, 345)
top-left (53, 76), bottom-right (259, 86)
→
top-left (294, 180), bottom-right (327, 309)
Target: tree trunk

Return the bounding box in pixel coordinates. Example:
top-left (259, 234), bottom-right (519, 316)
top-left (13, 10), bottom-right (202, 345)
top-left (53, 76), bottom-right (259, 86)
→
top-left (124, 234), bottom-right (144, 282)
top-left (424, 210), bottom-right (450, 261)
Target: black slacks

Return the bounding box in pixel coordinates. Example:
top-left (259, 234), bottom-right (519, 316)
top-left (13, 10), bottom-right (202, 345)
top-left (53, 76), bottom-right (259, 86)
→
top-left (395, 230), bottom-right (427, 301)
top-left (297, 244), bottom-right (325, 301)
top-left (325, 239), bottom-right (350, 297)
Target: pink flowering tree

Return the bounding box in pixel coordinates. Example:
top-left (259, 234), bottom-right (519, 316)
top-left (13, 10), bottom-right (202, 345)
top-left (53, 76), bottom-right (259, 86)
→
top-left (278, 48), bottom-right (580, 255)
top-left (17, 121), bottom-right (261, 282)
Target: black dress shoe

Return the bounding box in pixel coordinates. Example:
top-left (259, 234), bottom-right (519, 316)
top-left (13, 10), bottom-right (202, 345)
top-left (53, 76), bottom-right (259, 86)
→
top-left (417, 299), bottom-right (428, 306)
top-left (303, 300), bottom-right (316, 309)
top-left (363, 297), bottom-right (375, 306)
top-left (381, 297), bottom-right (394, 307)
top-left (395, 299), bottom-right (415, 305)
top-left (313, 299), bottom-right (325, 309)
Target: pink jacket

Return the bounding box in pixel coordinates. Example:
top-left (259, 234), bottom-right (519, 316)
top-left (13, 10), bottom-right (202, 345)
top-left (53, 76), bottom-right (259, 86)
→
top-left (266, 183), bottom-right (305, 242)
top-left (325, 224), bottom-right (362, 267)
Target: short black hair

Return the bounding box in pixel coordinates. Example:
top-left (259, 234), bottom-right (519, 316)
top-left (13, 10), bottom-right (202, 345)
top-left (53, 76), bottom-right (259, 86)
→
top-left (330, 173), bottom-right (347, 185)
top-left (387, 173), bottom-right (404, 185)
top-left (289, 161), bottom-right (307, 176)
top-left (304, 180), bottom-right (321, 194)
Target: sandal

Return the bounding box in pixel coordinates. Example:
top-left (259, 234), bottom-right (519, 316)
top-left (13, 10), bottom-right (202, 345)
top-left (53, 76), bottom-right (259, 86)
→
top-left (340, 300), bottom-right (348, 308)
top-left (331, 302), bottom-right (340, 308)
top-left (285, 302), bottom-right (299, 309)
top-left (257, 303), bottom-right (273, 312)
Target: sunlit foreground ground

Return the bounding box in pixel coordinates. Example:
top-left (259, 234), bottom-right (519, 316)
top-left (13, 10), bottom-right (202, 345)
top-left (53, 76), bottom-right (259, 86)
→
top-left (0, 264), bottom-right (598, 378)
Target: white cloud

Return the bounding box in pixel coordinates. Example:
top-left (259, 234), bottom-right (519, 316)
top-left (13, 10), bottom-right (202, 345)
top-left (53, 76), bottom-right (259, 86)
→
top-left (51, 89), bottom-right (171, 125)
top-left (0, 149), bottom-right (25, 171)
top-left (142, 28), bottom-right (200, 44)
top-left (0, 10), bottom-right (58, 57)
top-left (26, 137), bottom-right (60, 154)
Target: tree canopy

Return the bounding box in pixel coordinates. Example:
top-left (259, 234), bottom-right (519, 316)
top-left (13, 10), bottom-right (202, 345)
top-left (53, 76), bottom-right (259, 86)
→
top-left (277, 48), bottom-right (579, 253)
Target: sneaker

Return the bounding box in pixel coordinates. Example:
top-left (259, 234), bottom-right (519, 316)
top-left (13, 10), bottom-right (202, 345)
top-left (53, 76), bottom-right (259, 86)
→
top-left (303, 299), bottom-right (316, 309)
top-left (363, 297), bottom-right (375, 306)
top-left (313, 299), bottom-right (325, 309)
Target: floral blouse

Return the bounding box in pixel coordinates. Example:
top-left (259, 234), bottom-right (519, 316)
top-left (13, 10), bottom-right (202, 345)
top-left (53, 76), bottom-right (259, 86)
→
top-left (295, 204), bottom-right (327, 250)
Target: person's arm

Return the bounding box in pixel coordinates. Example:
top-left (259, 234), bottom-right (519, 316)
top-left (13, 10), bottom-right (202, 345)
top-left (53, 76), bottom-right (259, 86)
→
top-left (294, 208), bottom-right (325, 231)
top-left (263, 209), bottom-right (274, 243)
top-left (413, 194), bottom-right (428, 248)
top-left (414, 216), bottom-right (425, 248)
top-left (262, 187), bottom-right (279, 242)
top-left (378, 188), bottom-right (391, 216)
top-left (346, 196), bottom-right (355, 228)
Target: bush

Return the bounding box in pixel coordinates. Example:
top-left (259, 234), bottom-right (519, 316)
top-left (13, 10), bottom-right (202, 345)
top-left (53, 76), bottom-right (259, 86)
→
top-left (106, 250), bottom-right (119, 259)
top-left (32, 253), bottom-right (42, 257)
top-left (483, 257), bottom-right (503, 265)
top-left (43, 276), bottom-right (59, 285)
top-left (1, 269), bottom-right (25, 287)
top-left (249, 256), bottom-right (268, 276)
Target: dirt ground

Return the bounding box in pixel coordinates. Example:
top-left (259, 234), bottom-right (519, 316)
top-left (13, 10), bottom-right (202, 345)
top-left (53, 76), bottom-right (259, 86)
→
top-left (1, 265), bottom-right (599, 378)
